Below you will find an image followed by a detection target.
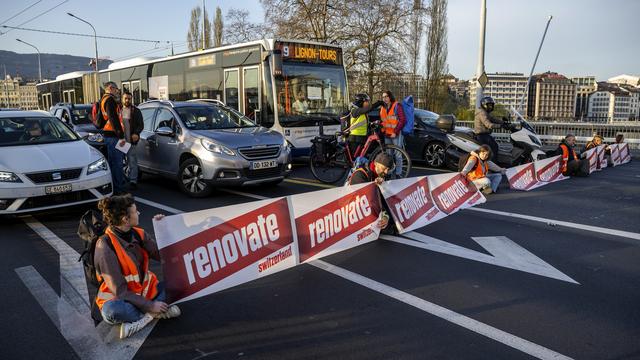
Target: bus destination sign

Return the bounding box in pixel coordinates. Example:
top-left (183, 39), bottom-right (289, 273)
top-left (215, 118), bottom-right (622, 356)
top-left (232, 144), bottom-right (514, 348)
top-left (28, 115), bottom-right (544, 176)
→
top-left (276, 42), bottom-right (342, 65)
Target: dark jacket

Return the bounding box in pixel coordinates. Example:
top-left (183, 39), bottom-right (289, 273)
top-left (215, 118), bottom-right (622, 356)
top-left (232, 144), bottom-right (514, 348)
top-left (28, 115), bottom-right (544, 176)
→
top-left (123, 105), bottom-right (144, 145)
top-left (102, 94), bottom-right (124, 139)
top-left (474, 107), bottom-right (503, 135)
top-left (349, 162), bottom-right (377, 185)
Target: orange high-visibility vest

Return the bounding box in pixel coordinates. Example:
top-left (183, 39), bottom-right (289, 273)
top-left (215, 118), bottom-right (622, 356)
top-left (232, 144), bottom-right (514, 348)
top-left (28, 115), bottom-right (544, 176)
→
top-left (95, 227), bottom-right (159, 310)
top-left (466, 155), bottom-right (488, 181)
top-left (380, 102), bottom-right (399, 136)
top-left (559, 143), bottom-right (578, 173)
top-left (100, 94), bottom-right (123, 133)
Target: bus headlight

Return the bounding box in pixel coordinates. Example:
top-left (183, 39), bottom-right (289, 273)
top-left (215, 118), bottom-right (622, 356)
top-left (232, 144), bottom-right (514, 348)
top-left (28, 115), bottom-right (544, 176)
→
top-left (201, 138), bottom-right (235, 156)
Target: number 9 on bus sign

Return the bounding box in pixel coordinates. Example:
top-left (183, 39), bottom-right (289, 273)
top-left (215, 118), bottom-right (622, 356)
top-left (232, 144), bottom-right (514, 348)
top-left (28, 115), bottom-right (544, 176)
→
top-left (282, 46), bottom-right (289, 57)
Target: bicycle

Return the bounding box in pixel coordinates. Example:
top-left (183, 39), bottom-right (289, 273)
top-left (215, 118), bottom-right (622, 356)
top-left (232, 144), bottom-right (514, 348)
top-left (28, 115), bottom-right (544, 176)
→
top-left (309, 119), bottom-right (412, 184)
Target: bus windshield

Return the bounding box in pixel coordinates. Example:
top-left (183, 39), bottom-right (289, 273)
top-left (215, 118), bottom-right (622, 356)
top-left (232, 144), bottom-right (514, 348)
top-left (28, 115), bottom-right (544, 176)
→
top-left (275, 64), bottom-right (347, 127)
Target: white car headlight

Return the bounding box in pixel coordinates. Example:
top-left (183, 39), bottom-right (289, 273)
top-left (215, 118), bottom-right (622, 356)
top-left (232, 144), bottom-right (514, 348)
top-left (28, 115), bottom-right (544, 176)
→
top-left (0, 171), bottom-right (22, 183)
top-left (201, 138), bottom-right (235, 156)
top-left (87, 157), bottom-right (108, 175)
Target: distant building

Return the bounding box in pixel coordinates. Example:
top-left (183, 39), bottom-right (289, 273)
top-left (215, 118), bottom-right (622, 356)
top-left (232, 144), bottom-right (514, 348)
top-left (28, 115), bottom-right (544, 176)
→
top-left (588, 82), bottom-right (640, 122)
top-left (449, 80), bottom-right (469, 101)
top-left (526, 72), bottom-right (577, 121)
top-left (0, 75), bottom-right (39, 110)
top-left (607, 74), bottom-right (640, 87)
top-left (571, 76), bottom-right (597, 119)
top-left (351, 71), bottom-right (431, 110)
top-left (469, 72), bottom-right (528, 115)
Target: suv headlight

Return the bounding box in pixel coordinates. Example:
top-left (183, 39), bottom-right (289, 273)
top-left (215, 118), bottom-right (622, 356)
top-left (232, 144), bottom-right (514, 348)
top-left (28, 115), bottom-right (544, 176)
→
top-left (201, 138), bottom-right (235, 156)
top-left (87, 157), bottom-right (108, 175)
top-left (0, 171), bottom-right (22, 183)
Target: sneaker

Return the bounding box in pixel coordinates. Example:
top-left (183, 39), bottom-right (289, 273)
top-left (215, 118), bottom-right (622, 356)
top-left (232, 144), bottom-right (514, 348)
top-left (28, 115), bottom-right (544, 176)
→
top-left (154, 305), bottom-right (181, 319)
top-left (119, 313), bottom-right (154, 339)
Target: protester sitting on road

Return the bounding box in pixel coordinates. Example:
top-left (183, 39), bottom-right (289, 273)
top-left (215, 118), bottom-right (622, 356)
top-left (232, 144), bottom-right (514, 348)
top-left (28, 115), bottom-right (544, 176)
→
top-left (461, 145), bottom-right (506, 195)
top-left (348, 152), bottom-right (393, 230)
top-left (584, 134), bottom-right (605, 152)
top-left (557, 134), bottom-right (589, 177)
top-left (615, 133), bottom-right (624, 144)
top-left (95, 194), bottom-right (181, 339)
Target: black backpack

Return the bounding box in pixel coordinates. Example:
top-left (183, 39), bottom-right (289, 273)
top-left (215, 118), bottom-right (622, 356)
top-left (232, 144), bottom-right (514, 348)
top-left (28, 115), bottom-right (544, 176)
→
top-left (457, 153), bottom-right (471, 172)
top-left (77, 209), bottom-right (112, 287)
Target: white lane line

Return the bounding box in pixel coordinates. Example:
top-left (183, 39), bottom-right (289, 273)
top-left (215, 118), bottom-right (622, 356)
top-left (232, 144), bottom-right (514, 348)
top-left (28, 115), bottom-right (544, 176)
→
top-left (467, 207), bottom-right (640, 241)
top-left (135, 197), bottom-right (185, 214)
top-left (136, 197), bottom-right (571, 358)
top-left (412, 166), bottom-right (452, 172)
top-left (309, 259), bottom-right (573, 360)
top-left (219, 188), bottom-right (269, 200)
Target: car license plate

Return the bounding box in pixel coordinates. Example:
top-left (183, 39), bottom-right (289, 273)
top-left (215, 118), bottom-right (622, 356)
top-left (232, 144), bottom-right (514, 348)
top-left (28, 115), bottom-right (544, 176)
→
top-left (45, 183), bottom-right (72, 195)
top-left (251, 160), bottom-right (277, 170)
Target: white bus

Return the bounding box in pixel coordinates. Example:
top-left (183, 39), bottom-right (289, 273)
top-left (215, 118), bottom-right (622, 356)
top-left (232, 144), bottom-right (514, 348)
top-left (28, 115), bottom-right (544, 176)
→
top-left (37, 39), bottom-right (348, 156)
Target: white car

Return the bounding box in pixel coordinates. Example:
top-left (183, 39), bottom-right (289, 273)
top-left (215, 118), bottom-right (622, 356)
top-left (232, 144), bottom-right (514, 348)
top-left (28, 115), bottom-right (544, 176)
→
top-left (0, 111), bottom-right (112, 214)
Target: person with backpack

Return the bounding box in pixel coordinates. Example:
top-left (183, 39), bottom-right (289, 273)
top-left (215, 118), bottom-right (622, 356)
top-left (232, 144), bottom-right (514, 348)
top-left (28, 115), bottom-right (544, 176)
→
top-left (380, 90), bottom-right (406, 178)
top-left (101, 81), bottom-right (127, 194)
top-left (347, 93), bottom-right (383, 156)
top-left (121, 91), bottom-right (144, 190)
top-left (94, 194), bottom-right (181, 339)
top-left (460, 145), bottom-right (506, 195)
top-left (556, 134), bottom-right (589, 177)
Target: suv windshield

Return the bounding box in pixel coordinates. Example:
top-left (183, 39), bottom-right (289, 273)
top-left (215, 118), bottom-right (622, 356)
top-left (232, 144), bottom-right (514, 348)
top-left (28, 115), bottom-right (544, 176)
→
top-left (0, 116), bottom-right (80, 147)
top-left (176, 105), bottom-right (257, 130)
top-left (71, 106), bottom-right (93, 125)
top-left (275, 64), bottom-right (348, 126)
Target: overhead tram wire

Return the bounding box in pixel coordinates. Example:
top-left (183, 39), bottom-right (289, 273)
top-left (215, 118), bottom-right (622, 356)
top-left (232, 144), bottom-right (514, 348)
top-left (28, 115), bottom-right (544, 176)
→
top-left (0, 0), bottom-right (43, 26)
top-left (0, 0), bottom-right (69, 36)
top-left (0, 25), bottom-right (170, 44)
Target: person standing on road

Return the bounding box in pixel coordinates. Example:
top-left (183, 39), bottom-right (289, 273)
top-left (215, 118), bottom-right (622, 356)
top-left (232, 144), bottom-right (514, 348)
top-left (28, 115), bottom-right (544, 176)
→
top-left (95, 194), bottom-right (181, 339)
top-left (380, 90), bottom-right (406, 178)
top-left (121, 91), bottom-right (143, 190)
top-left (474, 96), bottom-right (504, 161)
top-left (101, 81), bottom-right (126, 194)
top-left (461, 145), bottom-right (506, 194)
top-left (557, 134), bottom-right (589, 177)
top-left (348, 93), bottom-right (383, 156)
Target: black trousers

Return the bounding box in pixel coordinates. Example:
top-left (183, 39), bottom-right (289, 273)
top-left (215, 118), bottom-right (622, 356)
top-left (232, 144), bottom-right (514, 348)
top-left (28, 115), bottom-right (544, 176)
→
top-left (565, 159), bottom-right (590, 177)
top-left (476, 133), bottom-right (499, 162)
top-left (348, 135), bottom-right (367, 157)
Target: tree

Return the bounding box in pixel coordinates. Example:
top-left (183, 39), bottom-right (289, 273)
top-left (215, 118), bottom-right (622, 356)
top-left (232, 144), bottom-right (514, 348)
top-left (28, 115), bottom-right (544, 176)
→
top-left (423, 0), bottom-right (448, 113)
top-left (187, 6), bottom-right (212, 51)
top-left (261, 0), bottom-right (343, 43)
top-left (225, 8), bottom-right (264, 44)
top-left (404, 0), bottom-right (427, 76)
top-left (214, 6), bottom-right (224, 47)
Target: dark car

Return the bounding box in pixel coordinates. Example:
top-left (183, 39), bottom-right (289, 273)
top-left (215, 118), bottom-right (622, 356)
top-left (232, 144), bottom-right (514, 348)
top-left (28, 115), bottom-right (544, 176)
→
top-left (50, 103), bottom-right (105, 153)
top-left (368, 108), bottom-right (451, 168)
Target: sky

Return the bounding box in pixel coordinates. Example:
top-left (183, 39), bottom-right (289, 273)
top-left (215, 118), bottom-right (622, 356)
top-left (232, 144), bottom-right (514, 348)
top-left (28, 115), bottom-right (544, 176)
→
top-left (0, 0), bottom-right (638, 81)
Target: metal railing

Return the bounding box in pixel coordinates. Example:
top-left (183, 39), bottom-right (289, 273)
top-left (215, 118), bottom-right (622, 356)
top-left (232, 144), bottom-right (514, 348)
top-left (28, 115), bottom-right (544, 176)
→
top-left (457, 121), bottom-right (640, 152)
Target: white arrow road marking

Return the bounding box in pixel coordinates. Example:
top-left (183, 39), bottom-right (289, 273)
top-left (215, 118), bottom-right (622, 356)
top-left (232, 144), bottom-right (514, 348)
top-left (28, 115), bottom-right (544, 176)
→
top-left (381, 232), bottom-right (579, 284)
top-left (17, 216), bottom-right (156, 360)
top-left (310, 260), bottom-right (573, 360)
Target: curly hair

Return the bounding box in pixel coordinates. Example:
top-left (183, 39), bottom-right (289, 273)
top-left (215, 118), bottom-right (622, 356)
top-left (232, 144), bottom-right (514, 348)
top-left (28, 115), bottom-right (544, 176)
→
top-left (97, 194), bottom-right (135, 226)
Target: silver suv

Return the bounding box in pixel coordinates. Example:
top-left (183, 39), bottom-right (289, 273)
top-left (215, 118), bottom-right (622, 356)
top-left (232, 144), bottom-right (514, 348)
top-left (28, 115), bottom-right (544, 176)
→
top-left (136, 100), bottom-right (292, 197)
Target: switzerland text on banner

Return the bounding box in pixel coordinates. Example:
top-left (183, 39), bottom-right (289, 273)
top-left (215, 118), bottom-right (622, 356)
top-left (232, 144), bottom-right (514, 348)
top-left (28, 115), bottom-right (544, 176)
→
top-left (611, 144), bottom-right (622, 166)
top-left (153, 197), bottom-right (297, 304)
top-left (505, 162), bottom-right (543, 191)
top-left (584, 147), bottom-right (599, 174)
top-left (427, 173), bottom-right (486, 215)
top-left (620, 143), bottom-right (631, 164)
top-left (378, 176), bottom-right (447, 233)
top-left (534, 155), bottom-right (568, 183)
top-left (292, 182), bottom-right (382, 263)
top-left (597, 144), bottom-right (608, 170)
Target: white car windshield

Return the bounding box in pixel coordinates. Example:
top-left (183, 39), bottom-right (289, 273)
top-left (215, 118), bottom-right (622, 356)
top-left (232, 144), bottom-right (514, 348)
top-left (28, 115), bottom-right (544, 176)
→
top-left (176, 105), bottom-right (257, 130)
top-left (0, 116), bottom-right (80, 147)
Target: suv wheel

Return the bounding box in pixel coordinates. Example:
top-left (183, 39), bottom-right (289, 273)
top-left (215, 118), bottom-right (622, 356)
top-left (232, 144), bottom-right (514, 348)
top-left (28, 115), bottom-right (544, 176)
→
top-left (424, 141), bottom-right (445, 168)
top-left (179, 158), bottom-right (212, 197)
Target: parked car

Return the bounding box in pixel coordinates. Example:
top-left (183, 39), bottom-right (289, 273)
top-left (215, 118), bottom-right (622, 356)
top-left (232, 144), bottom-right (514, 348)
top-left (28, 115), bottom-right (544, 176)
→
top-left (136, 100), bottom-right (292, 197)
top-left (368, 108), bottom-right (452, 168)
top-left (0, 111), bottom-right (112, 214)
top-left (50, 103), bottom-right (105, 153)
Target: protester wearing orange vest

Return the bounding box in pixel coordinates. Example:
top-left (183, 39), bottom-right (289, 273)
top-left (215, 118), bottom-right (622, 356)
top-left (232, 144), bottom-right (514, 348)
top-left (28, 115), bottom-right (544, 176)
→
top-left (556, 134), bottom-right (589, 177)
top-left (102, 81), bottom-right (127, 194)
top-left (380, 90), bottom-right (406, 178)
top-left (95, 194), bottom-right (181, 339)
top-left (461, 145), bottom-right (506, 194)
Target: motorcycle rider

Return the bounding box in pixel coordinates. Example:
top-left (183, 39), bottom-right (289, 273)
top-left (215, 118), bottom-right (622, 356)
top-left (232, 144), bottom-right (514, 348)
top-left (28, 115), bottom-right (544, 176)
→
top-left (474, 96), bottom-right (505, 161)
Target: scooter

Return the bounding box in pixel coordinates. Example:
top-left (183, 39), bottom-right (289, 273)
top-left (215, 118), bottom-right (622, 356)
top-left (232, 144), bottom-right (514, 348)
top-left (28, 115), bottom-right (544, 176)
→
top-left (445, 108), bottom-right (546, 169)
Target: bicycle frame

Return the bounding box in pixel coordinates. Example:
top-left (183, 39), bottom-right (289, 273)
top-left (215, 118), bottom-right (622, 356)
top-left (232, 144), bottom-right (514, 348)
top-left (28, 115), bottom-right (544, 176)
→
top-left (344, 130), bottom-right (385, 165)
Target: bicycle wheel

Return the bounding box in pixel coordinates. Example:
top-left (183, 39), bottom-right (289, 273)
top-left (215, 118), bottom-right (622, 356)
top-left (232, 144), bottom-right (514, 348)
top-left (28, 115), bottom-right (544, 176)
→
top-left (370, 144), bottom-right (412, 179)
top-left (309, 147), bottom-right (349, 184)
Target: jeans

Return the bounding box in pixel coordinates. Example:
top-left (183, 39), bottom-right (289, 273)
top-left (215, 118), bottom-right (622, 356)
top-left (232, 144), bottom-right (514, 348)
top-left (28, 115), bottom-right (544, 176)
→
top-left (101, 283), bottom-right (165, 325)
top-left (471, 173), bottom-right (503, 193)
top-left (127, 144), bottom-right (139, 183)
top-left (104, 137), bottom-right (125, 194)
top-left (384, 133), bottom-right (404, 176)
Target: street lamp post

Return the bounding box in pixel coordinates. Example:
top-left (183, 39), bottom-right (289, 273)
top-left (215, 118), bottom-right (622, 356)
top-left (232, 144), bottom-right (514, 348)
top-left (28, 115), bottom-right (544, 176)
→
top-left (67, 13), bottom-right (99, 101)
top-left (16, 39), bottom-right (42, 83)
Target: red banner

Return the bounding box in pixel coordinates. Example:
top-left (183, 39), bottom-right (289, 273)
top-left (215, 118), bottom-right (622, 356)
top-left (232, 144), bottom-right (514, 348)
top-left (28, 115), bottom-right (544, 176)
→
top-left (428, 173), bottom-right (485, 215)
top-left (506, 162), bottom-right (542, 191)
top-left (535, 155), bottom-right (567, 183)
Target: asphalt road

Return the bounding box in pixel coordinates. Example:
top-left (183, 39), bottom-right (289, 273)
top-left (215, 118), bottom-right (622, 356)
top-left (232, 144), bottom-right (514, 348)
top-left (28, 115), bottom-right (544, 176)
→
top-left (1, 161), bottom-right (639, 360)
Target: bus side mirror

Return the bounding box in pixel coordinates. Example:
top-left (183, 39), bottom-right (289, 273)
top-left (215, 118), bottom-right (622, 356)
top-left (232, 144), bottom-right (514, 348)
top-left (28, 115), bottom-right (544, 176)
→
top-left (272, 50), bottom-right (284, 80)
